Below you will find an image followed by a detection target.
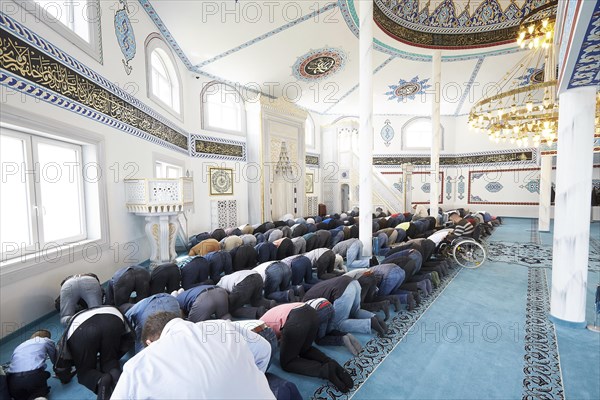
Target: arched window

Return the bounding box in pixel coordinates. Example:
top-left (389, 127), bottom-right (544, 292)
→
top-left (305, 113), bottom-right (315, 148)
top-left (401, 117), bottom-right (444, 151)
top-left (145, 34), bottom-right (182, 118)
top-left (201, 82), bottom-right (246, 135)
top-left (28, 0), bottom-right (102, 61)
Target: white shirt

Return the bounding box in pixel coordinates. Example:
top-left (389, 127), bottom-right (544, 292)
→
top-left (253, 261), bottom-right (276, 282)
top-left (216, 270), bottom-right (259, 293)
top-left (111, 318), bottom-right (275, 400)
top-left (230, 321), bottom-right (271, 373)
top-left (413, 204), bottom-right (429, 218)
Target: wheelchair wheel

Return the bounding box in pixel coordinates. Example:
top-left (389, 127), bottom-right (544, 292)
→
top-left (452, 240), bottom-right (486, 269)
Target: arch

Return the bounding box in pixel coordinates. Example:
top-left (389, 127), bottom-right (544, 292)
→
top-left (145, 33), bottom-right (183, 118)
top-left (200, 81), bottom-right (246, 136)
top-left (401, 116), bottom-right (444, 151)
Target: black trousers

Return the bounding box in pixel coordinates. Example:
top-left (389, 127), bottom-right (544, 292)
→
top-left (114, 268), bottom-right (150, 307)
top-left (67, 314), bottom-right (125, 394)
top-left (229, 274), bottom-right (271, 318)
top-left (7, 369), bottom-right (50, 400)
top-left (279, 305), bottom-right (331, 377)
top-left (150, 263), bottom-right (181, 295)
top-left (187, 287), bottom-right (230, 322)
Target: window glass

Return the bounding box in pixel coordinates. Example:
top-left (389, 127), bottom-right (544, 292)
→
top-left (35, 140), bottom-right (85, 242)
top-left (0, 135), bottom-right (33, 247)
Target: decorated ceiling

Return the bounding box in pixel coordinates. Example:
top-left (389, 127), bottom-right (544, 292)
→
top-left (374, 0), bottom-right (554, 48)
top-left (140, 0), bottom-right (563, 116)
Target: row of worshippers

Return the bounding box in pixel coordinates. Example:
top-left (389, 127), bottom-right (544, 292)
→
top-left (4, 207), bottom-right (496, 400)
top-left (6, 236), bottom-right (456, 400)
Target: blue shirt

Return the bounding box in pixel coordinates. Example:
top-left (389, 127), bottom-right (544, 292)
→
top-left (176, 285), bottom-right (215, 313)
top-left (125, 294), bottom-right (181, 353)
top-left (8, 337), bottom-right (56, 373)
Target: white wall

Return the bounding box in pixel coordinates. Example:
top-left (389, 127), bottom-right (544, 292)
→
top-left (0, 0), bottom-right (253, 336)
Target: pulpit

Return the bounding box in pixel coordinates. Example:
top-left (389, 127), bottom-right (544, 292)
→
top-left (124, 178), bottom-right (194, 267)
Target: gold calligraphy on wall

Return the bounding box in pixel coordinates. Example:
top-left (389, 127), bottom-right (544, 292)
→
top-left (306, 155), bottom-right (319, 166)
top-left (0, 29), bottom-right (188, 150)
top-left (195, 140), bottom-right (244, 158)
top-left (373, 151), bottom-right (534, 166)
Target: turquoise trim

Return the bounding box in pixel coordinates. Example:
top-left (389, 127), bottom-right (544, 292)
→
top-left (549, 314), bottom-right (587, 329)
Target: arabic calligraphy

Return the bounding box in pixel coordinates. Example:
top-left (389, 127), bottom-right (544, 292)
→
top-left (0, 28), bottom-right (187, 150)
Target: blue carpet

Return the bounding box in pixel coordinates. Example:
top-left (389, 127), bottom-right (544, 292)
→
top-left (351, 260), bottom-right (528, 399)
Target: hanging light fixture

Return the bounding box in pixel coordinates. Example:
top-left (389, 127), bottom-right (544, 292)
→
top-left (467, 1), bottom-right (600, 148)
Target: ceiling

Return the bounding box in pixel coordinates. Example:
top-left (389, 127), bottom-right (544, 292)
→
top-left (141, 0), bottom-right (553, 117)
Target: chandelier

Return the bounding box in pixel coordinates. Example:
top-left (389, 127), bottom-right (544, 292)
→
top-left (516, 1), bottom-right (557, 50)
top-left (469, 1), bottom-right (561, 148)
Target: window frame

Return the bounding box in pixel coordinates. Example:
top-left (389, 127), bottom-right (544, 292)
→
top-left (145, 33), bottom-right (183, 120)
top-left (0, 129), bottom-right (39, 254)
top-left (0, 109), bottom-right (109, 280)
top-left (153, 152), bottom-right (185, 179)
top-left (12, 0), bottom-right (103, 63)
top-left (201, 81), bottom-right (247, 136)
top-left (401, 117), bottom-right (445, 151)
top-left (30, 134), bottom-right (88, 244)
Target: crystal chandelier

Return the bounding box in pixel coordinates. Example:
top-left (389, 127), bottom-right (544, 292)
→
top-left (516, 1), bottom-right (557, 50)
top-left (469, 1), bottom-right (562, 148)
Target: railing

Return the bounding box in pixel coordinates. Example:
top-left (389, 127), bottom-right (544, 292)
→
top-left (349, 151), bottom-right (403, 214)
top-left (124, 178), bottom-right (194, 213)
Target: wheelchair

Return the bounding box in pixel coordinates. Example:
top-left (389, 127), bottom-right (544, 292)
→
top-left (437, 225), bottom-right (487, 269)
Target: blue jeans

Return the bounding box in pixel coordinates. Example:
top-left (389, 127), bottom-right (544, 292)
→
top-left (125, 294), bottom-right (180, 353)
top-left (330, 281), bottom-right (373, 334)
top-left (256, 326), bottom-right (278, 370)
top-left (60, 275), bottom-right (102, 325)
top-left (346, 241), bottom-right (370, 269)
top-left (290, 256), bottom-right (318, 287)
top-left (264, 262), bottom-right (292, 303)
top-left (378, 266), bottom-right (406, 296)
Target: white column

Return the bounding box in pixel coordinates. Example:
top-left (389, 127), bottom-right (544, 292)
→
top-left (142, 213), bottom-right (179, 268)
top-left (402, 163), bottom-right (414, 213)
top-left (358, 0), bottom-right (373, 257)
top-left (538, 155), bottom-right (552, 231)
top-left (550, 87), bottom-right (596, 326)
top-left (430, 50), bottom-right (441, 223)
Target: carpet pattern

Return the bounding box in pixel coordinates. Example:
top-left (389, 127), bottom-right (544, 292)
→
top-left (523, 267), bottom-right (564, 400)
top-left (311, 265), bottom-right (462, 400)
top-left (486, 242), bottom-right (600, 272)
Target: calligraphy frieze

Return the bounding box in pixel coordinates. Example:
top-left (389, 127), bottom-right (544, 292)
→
top-left (195, 140), bottom-right (244, 158)
top-left (0, 28), bottom-right (187, 150)
top-left (373, 151), bottom-right (534, 167)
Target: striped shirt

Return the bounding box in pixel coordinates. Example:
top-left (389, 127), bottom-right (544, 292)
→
top-left (453, 219), bottom-right (474, 237)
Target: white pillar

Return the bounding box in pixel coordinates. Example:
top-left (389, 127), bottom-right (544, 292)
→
top-left (402, 163), bottom-right (414, 213)
top-left (358, 0), bottom-right (373, 257)
top-left (538, 155), bottom-right (552, 231)
top-left (142, 213), bottom-right (178, 268)
top-left (430, 50), bottom-right (441, 223)
top-left (550, 87), bottom-right (596, 326)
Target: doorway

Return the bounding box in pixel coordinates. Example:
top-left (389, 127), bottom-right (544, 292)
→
top-left (341, 184), bottom-right (349, 213)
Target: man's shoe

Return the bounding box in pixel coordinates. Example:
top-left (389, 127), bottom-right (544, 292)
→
top-left (287, 289), bottom-right (296, 302)
top-left (369, 256), bottom-right (379, 267)
top-left (295, 285), bottom-right (305, 299)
